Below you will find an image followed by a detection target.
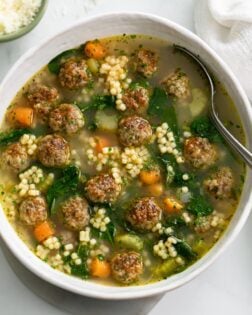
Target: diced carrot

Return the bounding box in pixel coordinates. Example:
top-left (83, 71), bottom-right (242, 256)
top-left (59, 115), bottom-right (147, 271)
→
top-left (8, 107), bottom-right (34, 127)
top-left (33, 221), bottom-right (54, 243)
top-left (90, 257), bottom-right (111, 278)
top-left (147, 183), bottom-right (164, 196)
top-left (84, 41), bottom-right (106, 59)
top-left (163, 197), bottom-right (183, 214)
top-left (139, 169), bottom-right (161, 185)
top-left (95, 136), bottom-right (111, 153)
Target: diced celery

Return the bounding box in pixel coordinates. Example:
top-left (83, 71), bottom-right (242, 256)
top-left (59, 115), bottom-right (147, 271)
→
top-left (193, 239), bottom-right (208, 256)
top-left (115, 234), bottom-right (144, 251)
top-left (95, 109), bottom-right (118, 132)
top-left (86, 58), bottom-right (100, 74)
top-left (153, 259), bottom-right (178, 278)
top-left (189, 88), bottom-right (208, 117)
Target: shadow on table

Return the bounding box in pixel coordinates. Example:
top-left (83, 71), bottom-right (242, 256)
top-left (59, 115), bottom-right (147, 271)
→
top-left (0, 238), bottom-right (163, 315)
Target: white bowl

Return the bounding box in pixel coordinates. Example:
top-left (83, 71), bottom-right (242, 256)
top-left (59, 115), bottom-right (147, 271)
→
top-left (0, 12), bottom-right (252, 300)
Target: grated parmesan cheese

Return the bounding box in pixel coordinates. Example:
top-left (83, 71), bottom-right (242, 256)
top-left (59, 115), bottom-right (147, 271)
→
top-left (0, 0), bottom-right (42, 35)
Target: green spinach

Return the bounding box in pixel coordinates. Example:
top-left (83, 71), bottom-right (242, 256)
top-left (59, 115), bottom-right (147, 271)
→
top-left (187, 195), bottom-right (213, 217)
top-left (190, 116), bottom-right (222, 143)
top-left (0, 128), bottom-right (31, 146)
top-left (148, 87), bottom-right (179, 139)
top-left (91, 222), bottom-right (116, 244)
top-left (46, 165), bottom-right (80, 214)
top-left (174, 239), bottom-right (197, 261)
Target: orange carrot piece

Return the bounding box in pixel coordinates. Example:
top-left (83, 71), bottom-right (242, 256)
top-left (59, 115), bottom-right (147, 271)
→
top-left (90, 257), bottom-right (111, 278)
top-left (163, 197), bottom-right (183, 214)
top-left (95, 136), bottom-right (111, 153)
top-left (139, 169), bottom-right (161, 185)
top-left (34, 221), bottom-right (54, 243)
top-left (9, 107), bottom-right (34, 127)
top-left (84, 41), bottom-right (106, 59)
top-left (147, 183), bottom-right (164, 197)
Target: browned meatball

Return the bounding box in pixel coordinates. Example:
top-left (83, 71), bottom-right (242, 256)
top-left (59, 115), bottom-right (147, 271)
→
top-left (58, 59), bottom-right (90, 89)
top-left (85, 174), bottom-right (121, 203)
top-left (194, 215), bottom-right (212, 234)
top-left (162, 69), bottom-right (191, 100)
top-left (136, 49), bottom-right (158, 77)
top-left (27, 84), bottom-right (59, 122)
top-left (111, 251), bottom-right (143, 284)
top-left (37, 134), bottom-right (70, 167)
top-left (1, 142), bottom-right (30, 173)
top-left (122, 86), bottom-right (149, 113)
top-left (184, 137), bottom-right (217, 169)
top-left (49, 103), bottom-right (85, 134)
top-left (19, 196), bottom-right (48, 226)
top-left (127, 197), bottom-right (162, 231)
top-left (118, 116), bottom-right (152, 147)
top-left (61, 196), bottom-right (90, 231)
top-left (204, 167), bottom-right (234, 199)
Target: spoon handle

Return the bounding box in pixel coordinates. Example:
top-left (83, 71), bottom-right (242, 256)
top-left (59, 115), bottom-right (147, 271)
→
top-left (211, 111), bottom-right (252, 168)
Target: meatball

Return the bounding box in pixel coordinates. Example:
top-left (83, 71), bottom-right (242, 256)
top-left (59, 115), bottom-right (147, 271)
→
top-left (118, 116), bottom-right (152, 147)
top-left (127, 197), bottom-right (162, 231)
top-left (1, 142), bottom-right (30, 173)
top-left (194, 215), bottom-right (212, 234)
top-left (122, 86), bottom-right (149, 113)
top-left (58, 59), bottom-right (90, 89)
top-left (111, 251), bottom-right (143, 284)
top-left (204, 167), bottom-right (234, 199)
top-left (19, 196), bottom-right (48, 226)
top-left (136, 49), bottom-right (158, 77)
top-left (37, 134), bottom-right (70, 167)
top-left (85, 174), bottom-right (121, 203)
top-left (27, 84), bottom-right (59, 122)
top-left (184, 137), bottom-right (217, 169)
top-left (49, 103), bottom-right (85, 134)
top-left (61, 196), bottom-right (90, 231)
top-left (162, 69), bottom-right (191, 100)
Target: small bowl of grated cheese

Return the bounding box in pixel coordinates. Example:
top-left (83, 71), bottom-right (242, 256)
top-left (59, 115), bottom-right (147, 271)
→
top-left (0, 0), bottom-right (48, 42)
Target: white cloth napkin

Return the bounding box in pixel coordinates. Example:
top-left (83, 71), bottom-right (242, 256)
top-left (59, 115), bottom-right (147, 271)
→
top-left (194, 0), bottom-right (252, 100)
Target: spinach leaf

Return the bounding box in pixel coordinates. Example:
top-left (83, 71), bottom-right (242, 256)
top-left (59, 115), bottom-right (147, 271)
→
top-left (165, 216), bottom-right (187, 229)
top-left (174, 240), bottom-right (197, 261)
top-left (187, 195), bottom-right (213, 217)
top-left (190, 116), bottom-right (222, 143)
top-left (48, 48), bottom-right (82, 74)
top-left (46, 165), bottom-right (80, 214)
top-left (70, 262), bottom-right (89, 279)
top-left (157, 153), bottom-right (179, 186)
top-left (148, 87), bottom-right (179, 139)
top-left (0, 128), bottom-right (31, 146)
top-left (157, 153), bottom-right (197, 190)
top-left (68, 244), bottom-right (89, 279)
top-left (77, 244), bottom-right (89, 260)
top-left (91, 222), bottom-right (116, 244)
top-left (76, 95), bottom-right (116, 113)
top-left (173, 172), bottom-right (198, 191)
top-left (129, 79), bottom-right (150, 90)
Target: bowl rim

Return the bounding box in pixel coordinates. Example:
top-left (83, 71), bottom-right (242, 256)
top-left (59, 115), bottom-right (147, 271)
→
top-left (0, 11), bottom-right (252, 300)
top-left (0, 0), bottom-right (48, 43)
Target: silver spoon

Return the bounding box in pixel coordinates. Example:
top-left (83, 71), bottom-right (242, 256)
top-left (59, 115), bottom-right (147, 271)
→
top-left (174, 44), bottom-right (252, 168)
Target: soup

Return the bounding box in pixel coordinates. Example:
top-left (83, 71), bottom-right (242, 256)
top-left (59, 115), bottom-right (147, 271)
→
top-left (0, 35), bottom-right (245, 286)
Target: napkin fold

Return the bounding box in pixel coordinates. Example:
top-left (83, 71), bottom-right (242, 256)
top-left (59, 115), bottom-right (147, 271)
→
top-left (194, 0), bottom-right (252, 100)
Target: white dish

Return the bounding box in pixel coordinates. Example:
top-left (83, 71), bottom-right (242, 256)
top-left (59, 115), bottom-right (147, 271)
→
top-left (0, 12), bottom-right (251, 300)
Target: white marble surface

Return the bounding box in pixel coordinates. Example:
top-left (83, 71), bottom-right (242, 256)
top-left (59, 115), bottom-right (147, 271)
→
top-left (0, 1), bottom-right (252, 314)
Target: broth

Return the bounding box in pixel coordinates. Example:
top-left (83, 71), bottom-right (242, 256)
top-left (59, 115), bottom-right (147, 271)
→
top-left (0, 35), bottom-right (245, 286)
